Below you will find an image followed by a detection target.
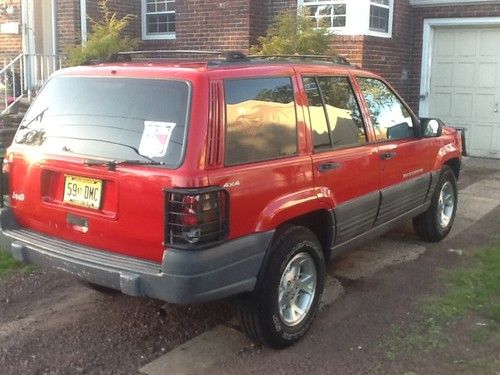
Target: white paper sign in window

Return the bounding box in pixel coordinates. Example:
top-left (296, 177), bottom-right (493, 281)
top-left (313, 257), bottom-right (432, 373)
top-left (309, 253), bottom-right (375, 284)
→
top-left (139, 121), bottom-right (176, 158)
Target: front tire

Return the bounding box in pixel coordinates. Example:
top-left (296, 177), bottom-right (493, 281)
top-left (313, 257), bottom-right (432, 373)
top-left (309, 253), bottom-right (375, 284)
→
top-left (238, 225), bottom-right (325, 349)
top-left (413, 166), bottom-right (458, 242)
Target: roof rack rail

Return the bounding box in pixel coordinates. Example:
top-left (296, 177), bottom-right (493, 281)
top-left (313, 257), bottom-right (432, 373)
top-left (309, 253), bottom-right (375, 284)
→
top-left (247, 54), bottom-right (351, 66)
top-left (107, 50), bottom-right (248, 63)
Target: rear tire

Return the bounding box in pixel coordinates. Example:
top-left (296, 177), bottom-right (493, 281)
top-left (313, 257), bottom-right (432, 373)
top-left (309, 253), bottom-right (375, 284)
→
top-left (237, 225), bottom-right (325, 349)
top-left (413, 166), bottom-right (457, 242)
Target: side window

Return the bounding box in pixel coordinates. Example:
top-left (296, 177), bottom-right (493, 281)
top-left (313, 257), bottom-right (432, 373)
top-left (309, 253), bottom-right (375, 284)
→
top-left (303, 77), bottom-right (330, 150)
top-left (317, 76), bottom-right (367, 148)
top-left (357, 77), bottom-right (415, 141)
top-left (224, 77), bottom-right (297, 165)
top-left (304, 75), bottom-right (367, 151)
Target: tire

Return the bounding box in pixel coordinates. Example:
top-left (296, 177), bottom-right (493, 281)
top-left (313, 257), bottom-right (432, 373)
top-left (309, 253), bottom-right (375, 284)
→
top-left (237, 225), bottom-right (325, 349)
top-left (413, 166), bottom-right (458, 242)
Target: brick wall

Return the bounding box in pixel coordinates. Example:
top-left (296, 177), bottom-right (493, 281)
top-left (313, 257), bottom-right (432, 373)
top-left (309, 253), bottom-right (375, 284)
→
top-left (0, 0), bottom-right (22, 62)
top-left (85, 0), bottom-right (141, 44)
top-left (57, 0), bottom-right (80, 57)
top-left (408, 3), bottom-right (500, 112)
top-left (249, 0), bottom-right (268, 47)
top-left (136, 0), bottom-right (251, 51)
top-left (331, 35), bottom-right (364, 67)
top-left (362, 0), bottom-right (414, 109)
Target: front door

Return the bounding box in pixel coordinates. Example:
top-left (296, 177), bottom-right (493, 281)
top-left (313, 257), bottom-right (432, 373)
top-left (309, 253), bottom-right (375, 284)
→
top-left (304, 75), bottom-right (380, 244)
top-left (22, 0), bottom-right (56, 88)
top-left (357, 77), bottom-right (434, 225)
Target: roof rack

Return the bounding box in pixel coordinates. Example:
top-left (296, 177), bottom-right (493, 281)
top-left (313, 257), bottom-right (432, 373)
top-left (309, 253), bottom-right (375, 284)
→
top-left (83, 50), bottom-right (351, 67)
top-left (246, 54), bottom-right (351, 66)
top-left (107, 50), bottom-right (248, 63)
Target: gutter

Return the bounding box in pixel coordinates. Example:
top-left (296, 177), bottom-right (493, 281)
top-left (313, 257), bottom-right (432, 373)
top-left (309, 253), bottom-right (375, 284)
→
top-left (80, 0), bottom-right (87, 45)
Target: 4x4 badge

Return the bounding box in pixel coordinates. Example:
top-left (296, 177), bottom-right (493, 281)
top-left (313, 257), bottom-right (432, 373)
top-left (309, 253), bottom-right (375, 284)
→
top-left (223, 180), bottom-right (240, 189)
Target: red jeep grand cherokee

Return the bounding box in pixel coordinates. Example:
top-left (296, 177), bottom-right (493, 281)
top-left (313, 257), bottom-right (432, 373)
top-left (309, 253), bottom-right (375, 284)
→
top-left (0, 51), bottom-right (462, 348)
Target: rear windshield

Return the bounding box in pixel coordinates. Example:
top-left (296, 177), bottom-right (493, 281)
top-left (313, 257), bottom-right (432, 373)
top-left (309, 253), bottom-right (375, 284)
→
top-left (15, 76), bottom-right (191, 168)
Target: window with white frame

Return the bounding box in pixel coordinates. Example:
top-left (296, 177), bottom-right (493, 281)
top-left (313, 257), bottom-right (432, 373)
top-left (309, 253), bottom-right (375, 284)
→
top-left (301, 0), bottom-right (347, 29)
top-left (298, 0), bottom-right (393, 37)
top-left (142, 0), bottom-right (176, 40)
top-left (369, 0), bottom-right (390, 33)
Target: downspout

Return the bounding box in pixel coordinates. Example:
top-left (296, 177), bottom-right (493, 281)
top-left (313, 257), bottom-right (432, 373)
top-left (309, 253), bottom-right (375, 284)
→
top-left (52, 0), bottom-right (58, 59)
top-left (80, 0), bottom-right (87, 46)
top-left (20, 0), bottom-right (32, 98)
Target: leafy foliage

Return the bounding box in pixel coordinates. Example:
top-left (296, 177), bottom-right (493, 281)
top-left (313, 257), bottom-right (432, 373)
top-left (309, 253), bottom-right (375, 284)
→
top-left (67, 0), bottom-right (139, 66)
top-left (250, 8), bottom-right (334, 56)
top-left (0, 251), bottom-right (32, 279)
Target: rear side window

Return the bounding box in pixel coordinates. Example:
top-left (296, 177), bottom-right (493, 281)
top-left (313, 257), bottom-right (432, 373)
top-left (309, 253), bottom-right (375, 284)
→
top-left (224, 77), bottom-right (297, 165)
top-left (15, 77), bottom-right (191, 168)
top-left (304, 76), bottom-right (367, 151)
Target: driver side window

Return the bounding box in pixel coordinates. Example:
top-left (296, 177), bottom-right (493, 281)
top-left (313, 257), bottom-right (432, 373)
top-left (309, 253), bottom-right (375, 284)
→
top-left (357, 77), bottom-right (415, 141)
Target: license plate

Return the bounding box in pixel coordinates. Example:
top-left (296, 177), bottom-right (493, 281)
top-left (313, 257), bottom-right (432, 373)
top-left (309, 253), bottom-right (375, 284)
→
top-left (63, 175), bottom-right (103, 209)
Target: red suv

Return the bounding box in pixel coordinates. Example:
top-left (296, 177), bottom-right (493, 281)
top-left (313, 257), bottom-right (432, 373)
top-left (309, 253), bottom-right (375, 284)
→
top-left (0, 51), bottom-right (462, 348)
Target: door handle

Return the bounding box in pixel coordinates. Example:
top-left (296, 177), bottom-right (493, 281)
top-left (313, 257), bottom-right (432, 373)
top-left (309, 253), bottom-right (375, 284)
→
top-left (380, 151), bottom-right (397, 160)
top-left (318, 162), bottom-right (340, 172)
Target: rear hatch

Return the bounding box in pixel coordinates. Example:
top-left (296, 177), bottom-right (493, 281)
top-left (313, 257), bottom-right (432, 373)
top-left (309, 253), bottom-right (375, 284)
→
top-left (6, 73), bottom-right (191, 263)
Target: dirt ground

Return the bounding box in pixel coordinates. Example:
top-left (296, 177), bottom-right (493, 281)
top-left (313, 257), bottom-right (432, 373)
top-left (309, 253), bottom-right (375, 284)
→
top-left (0, 161), bottom-right (499, 374)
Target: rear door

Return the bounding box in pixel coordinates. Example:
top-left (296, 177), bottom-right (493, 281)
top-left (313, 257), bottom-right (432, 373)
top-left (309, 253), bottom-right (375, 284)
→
top-left (356, 76), bottom-right (435, 225)
top-left (207, 74), bottom-right (313, 239)
top-left (303, 75), bottom-right (380, 244)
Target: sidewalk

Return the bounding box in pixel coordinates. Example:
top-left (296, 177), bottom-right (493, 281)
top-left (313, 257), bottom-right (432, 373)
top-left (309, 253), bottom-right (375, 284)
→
top-left (462, 156), bottom-right (500, 171)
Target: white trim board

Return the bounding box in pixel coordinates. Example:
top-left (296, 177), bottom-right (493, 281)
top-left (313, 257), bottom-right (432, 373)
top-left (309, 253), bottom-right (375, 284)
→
top-left (411, 0), bottom-right (500, 6)
top-left (419, 17), bottom-right (500, 117)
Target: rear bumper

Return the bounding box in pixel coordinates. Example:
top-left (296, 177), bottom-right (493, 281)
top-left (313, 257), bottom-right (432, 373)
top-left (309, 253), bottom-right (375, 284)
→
top-left (0, 208), bottom-right (273, 304)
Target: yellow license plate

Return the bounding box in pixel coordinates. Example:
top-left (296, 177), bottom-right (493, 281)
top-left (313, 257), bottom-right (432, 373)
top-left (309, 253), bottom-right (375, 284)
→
top-left (63, 175), bottom-right (103, 209)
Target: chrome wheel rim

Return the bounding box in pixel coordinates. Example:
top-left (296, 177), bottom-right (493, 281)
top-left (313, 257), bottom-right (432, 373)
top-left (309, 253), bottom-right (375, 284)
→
top-left (438, 181), bottom-right (455, 228)
top-left (278, 252), bottom-right (317, 327)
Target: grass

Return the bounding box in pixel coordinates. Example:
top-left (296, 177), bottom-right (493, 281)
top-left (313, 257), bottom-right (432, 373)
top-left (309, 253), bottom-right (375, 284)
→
top-left (382, 241), bottom-right (500, 359)
top-left (0, 250), bottom-right (32, 279)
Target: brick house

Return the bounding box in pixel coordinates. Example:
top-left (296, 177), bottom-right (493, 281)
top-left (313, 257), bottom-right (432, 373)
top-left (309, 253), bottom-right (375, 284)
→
top-left (0, 0), bottom-right (499, 158)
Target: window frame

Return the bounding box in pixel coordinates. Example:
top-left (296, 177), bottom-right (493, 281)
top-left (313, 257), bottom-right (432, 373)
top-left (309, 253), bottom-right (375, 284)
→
top-left (368, 0), bottom-right (393, 37)
top-left (223, 76), bottom-right (299, 167)
top-left (141, 0), bottom-right (176, 41)
top-left (297, 0), bottom-right (394, 38)
top-left (355, 75), bottom-right (419, 143)
top-left (300, 0), bottom-right (348, 31)
top-left (303, 74), bottom-right (369, 153)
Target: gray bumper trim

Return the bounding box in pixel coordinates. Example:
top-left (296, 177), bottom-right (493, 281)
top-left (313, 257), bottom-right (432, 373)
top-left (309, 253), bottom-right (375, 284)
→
top-left (0, 208), bottom-right (273, 304)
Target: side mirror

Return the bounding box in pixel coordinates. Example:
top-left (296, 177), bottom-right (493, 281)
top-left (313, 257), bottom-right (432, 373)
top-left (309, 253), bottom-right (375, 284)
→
top-left (420, 118), bottom-right (443, 138)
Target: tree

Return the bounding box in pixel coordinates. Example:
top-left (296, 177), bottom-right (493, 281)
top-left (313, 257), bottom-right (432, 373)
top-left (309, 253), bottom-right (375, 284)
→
top-left (250, 8), bottom-right (334, 56)
top-left (67, 0), bottom-right (139, 66)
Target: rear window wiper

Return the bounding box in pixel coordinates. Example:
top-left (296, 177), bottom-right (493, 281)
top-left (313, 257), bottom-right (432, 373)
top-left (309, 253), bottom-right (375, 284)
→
top-left (19, 107), bottom-right (49, 129)
top-left (56, 137), bottom-right (165, 170)
top-left (84, 158), bottom-right (164, 171)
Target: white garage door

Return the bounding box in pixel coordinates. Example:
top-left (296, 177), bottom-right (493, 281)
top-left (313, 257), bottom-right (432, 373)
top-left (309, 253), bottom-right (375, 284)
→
top-left (428, 27), bottom-right (500, 158)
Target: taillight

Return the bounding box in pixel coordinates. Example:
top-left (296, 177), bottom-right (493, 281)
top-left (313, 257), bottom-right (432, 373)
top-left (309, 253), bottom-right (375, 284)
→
top-left (165, 187), bottom-right (229, 248)
top-left (0, 154), bottom-right (10, 208)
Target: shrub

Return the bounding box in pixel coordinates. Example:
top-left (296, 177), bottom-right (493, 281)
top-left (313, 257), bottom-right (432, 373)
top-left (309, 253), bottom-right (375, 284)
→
top-left (250, 8), bottom-right (334, 56)
top-left (67, 0), bottom-right (139, 66)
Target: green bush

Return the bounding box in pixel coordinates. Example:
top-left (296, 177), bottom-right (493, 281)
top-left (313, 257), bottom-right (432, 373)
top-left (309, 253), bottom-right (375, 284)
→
top-left (67, 0), bottom-right (139, 66)
top-left (250, 8), bottom-right (334, 56)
